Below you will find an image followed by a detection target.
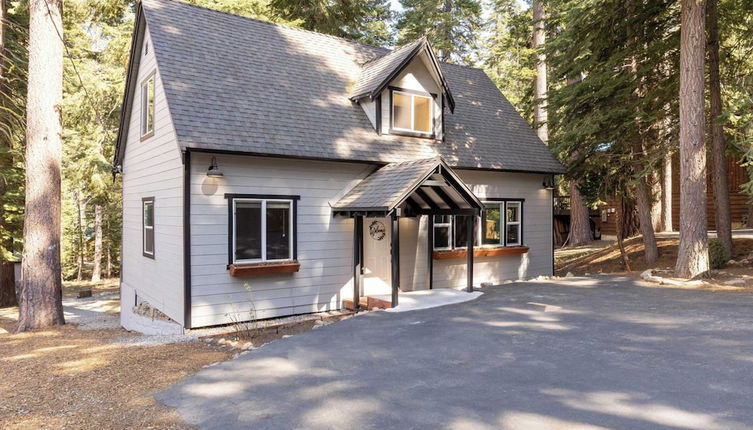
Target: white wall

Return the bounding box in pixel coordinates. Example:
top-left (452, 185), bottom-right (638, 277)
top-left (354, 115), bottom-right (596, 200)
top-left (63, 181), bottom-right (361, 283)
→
top-left (395, 170), bottom-right (553, 291)
top-left (379, 54), bottom-right (443, 138)
top-left (120, 24), bottom-right (185, 326)
top-left (189, 153), bottom-right (373, 328)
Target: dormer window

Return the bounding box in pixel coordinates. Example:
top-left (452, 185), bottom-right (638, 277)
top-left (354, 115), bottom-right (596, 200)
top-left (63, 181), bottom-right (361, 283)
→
top-left (391, 88), bottom-right (433, 136)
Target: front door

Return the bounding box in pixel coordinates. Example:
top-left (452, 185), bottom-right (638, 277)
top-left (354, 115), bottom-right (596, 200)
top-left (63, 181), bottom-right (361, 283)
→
top-left (362, 217), bottom-right (391, 296)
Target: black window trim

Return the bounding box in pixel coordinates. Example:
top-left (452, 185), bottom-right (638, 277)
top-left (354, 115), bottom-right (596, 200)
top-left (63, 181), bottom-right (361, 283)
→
top-left (225, 194), bottom-right (300, 267)
top-left (388, 86), bottom-right (437, 139)
top-left (142, 196), bottom-right (155, 259)
top-left (432, 198), bottom-right (525, 250)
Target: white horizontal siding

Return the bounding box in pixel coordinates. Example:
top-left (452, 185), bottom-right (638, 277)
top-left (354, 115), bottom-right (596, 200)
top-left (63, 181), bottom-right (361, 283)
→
top-left (120, 24), bottom-right (184, 326)
top-left (398, 170), bottom-right (553, 291)
top-left (189, 154), bottom-right (373, 327)
top-left (187, 155), bottom-right (552, 327)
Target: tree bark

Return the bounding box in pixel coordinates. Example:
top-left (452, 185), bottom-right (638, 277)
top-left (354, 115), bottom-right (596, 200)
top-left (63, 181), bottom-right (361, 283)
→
top-left (568, 181), bottom-right (592, 246)
top-left (616, 194), bottom-right (632, 271)
top-left (106, 247), bottom-right (112, 279)
top-left (532, 0), bottom-right (548, 144)
top-left (707, 0), bottom-right (732, 256)
top-left (661, 152), bottom-right (673, 231)
top-left (626, 7), bottom-right (660, 265)
top-left (650, 174), bottom-right (662, 231)
top-left (0, 0), bottom-right (12, 307)
top-left (675, 0), bottom-right (709, 279)
top-left (91, 205), bottom-right (102, 283)
top-left (75, 192), bottom-right (85, 280)
top-left (634, 173), bottom-right (659, 265)
top-left (16, 0), bottom-right (65, 331)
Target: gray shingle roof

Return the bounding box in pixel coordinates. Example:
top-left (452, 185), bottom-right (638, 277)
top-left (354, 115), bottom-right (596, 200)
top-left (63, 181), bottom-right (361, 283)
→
top-left (333, 156), bottom-right (484, 212)
top-left (333, 157), bottom-right (442, 211)
top-left (349, 38), bottom-right (424, 100)
top-left (127, 0), bottom-right (564, 174)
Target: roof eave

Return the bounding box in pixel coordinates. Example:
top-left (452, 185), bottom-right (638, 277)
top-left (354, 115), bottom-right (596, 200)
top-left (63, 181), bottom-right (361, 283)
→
top-left (113, 3), bottom-right (146, 168)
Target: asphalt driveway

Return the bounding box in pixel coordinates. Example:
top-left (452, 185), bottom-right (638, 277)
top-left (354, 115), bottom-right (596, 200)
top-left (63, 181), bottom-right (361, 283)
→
top-left (158, 276), bottom-right (753, 429)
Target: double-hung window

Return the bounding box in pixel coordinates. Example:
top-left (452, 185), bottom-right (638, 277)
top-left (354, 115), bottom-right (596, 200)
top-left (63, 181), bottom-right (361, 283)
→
top-left (391, 89), bottom-right (433, 134)
top-left (230, 196), bottom-right (298, 264)
top-left (432, 215), bottom-right (479, 250)
top-left (433, 200), bottom-right (524, 250)
top-left (481, 200), bottom-right (523, 247)
top-left (141, 73), bottom-right (155, 138)
top-left (505, 201), bottom-right (522, 246)
top-left (142, 197), bottom-right (155, 258)
top-left (433, 215), bottom-right (452, 250)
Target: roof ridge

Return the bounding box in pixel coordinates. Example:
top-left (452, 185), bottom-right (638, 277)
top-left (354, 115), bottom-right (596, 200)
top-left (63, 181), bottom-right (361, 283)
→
top-left (145, 0), bottom-right (481, 72)
top-left (359, 38), bottom-right (423, 67)
top-left (144, 0), bottom-right (390, 53)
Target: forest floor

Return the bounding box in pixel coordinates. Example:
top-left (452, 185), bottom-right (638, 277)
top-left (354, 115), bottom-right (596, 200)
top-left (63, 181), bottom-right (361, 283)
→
top-left (0, 279), bottom-right (233, 429)
top-left (555, 236), bottom-right (753, 293)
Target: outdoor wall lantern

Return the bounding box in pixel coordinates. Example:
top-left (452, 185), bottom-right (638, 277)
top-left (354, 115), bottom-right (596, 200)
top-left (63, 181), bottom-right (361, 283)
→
top-left (207, 156), bottom-right (224, 178)
top-left (542, 175), bottom-right (555, 190)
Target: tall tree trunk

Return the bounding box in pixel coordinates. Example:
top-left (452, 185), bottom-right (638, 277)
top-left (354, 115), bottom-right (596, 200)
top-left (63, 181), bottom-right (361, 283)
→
top-left (675, 0), bottom-right (709, 279)
top-left (16, 0), bottom-right (65, 332)
top-left (91, 205), bottom-right (102, 283)
top-left (634, 174), bottom-right (659, 265)
top-left (532, 0), bottom-right (548, 144)
top-left (568, 181), bottom-right (592, 246)
top-left (75, 193), bottom-right (85, 280)
top-left (707, 0), bottom-right (732, 256)
top-left (626, 10), bottom-right (659, 265)
top-left (616, 194), bottom-right (632, 271)
top-left (0, 0), bottom-right (13, 307)
top-left (661, 152), bottom-right (673, 231)
top-left (650, 174), bottom-right (662, 231)
top-left (106, 247), bottom-right (112, 279)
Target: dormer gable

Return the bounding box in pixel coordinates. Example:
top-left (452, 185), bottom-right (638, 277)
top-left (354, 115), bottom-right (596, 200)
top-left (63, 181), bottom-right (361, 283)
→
top-left (351, 38), bottom-right (454, 140)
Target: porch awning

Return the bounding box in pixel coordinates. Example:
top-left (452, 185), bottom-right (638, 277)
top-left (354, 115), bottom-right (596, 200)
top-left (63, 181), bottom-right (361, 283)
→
top-left (332, 157), bottom-right (483, 217)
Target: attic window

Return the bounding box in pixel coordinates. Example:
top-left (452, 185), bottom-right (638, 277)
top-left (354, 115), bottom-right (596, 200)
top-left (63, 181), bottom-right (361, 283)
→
top-left (140, 73), bottom-right (155, 139)
top-left (391, 89), bottom-right (433, 135)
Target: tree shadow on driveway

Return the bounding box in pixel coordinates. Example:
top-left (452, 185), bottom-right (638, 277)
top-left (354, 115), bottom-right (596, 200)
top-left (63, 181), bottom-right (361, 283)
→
top-left (157, 275), bottom-right (753, 430)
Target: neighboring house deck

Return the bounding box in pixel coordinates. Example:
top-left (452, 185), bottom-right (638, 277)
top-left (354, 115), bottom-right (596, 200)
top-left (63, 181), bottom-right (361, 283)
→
top-left (115, 0), bottom-right (564, 331)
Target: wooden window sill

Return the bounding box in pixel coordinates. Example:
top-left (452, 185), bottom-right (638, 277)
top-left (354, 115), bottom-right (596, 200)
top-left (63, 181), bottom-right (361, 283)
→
top-left (140, 130), bottom-right (154, 142)
top-left (433, 246), bottom-right (529, 260)
top-left (229, 261), bottom-right (300, 276)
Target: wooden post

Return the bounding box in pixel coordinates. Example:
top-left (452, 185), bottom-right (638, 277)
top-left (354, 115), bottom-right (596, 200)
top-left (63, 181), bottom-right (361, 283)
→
top-left (466, 215), bottom-right (474, 292)
top-left (353, 215), bottom-right (363, 311)
top-left (391, 212), bottom-right (400, 307)
top-left (427, 215), bottom-right (434, 289)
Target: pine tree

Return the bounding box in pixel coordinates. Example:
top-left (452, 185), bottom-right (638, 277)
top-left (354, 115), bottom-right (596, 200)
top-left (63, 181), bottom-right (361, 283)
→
top-left (482, 0), bottom-right (536, 114)
top-left (532, 0), bottom-right (547, 141)
top-left (0, 0), bottom-right (27, 306)
top-left (16, 0), bottom-right (65, 331)
top-left (675, 0), bottom-right (709, 278)
top-left (547, 0), bottom-right (680, 259)
top-left (707, 0), bottom-right (732, 256)
top-left (59, 0), bottom-right (130, 281)
top-left (267, 0), bottom-right (393, 45)
top-left (396, 0), bottom-right (481, 63)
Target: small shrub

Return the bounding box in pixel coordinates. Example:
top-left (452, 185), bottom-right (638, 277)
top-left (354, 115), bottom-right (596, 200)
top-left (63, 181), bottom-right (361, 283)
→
top-left (708, 238), bottom-right (730, 270)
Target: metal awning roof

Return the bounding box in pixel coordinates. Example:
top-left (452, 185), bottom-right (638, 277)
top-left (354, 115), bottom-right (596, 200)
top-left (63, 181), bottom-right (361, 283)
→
top-left (332, 157), bottom-right (483, 217)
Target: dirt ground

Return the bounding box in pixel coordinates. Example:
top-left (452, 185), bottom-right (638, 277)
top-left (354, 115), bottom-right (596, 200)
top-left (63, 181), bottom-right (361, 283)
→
top-left (0, 280), bottom-right (233, 430)
top-left (556, 237), bottom-right (753, 293)
top-left (63, 278), bottom-right (120, 298)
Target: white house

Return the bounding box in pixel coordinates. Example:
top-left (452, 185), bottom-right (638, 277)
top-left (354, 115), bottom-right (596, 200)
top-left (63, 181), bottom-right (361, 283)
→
top-left (114, 0), bottom-right (565, 330)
